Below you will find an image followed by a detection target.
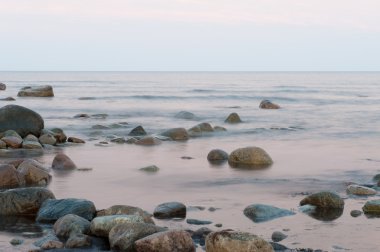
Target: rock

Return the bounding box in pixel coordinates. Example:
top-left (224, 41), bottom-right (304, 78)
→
top-left (224, 113), bottom-right (242, 123)
top-left (362, 199), bottom-right (380, 215)
top-left (0, 164), bottom-right (22, 188)
top-left (350, 210), bottom-right (362, 217)
top-left (299, 204), bottom-right (343, 221)
top-left (34, 233), bottom-right (60, 247)
top-left (50, 128), bottom-right (67, 143)
top-left (1, 136), bottom-right (22, 148)
top-left (373, 173), bottom-right (380, 182)
top-left (18, 85), bottom-right (54, 97)
top-left (68, 137), bottom-right (86, 143)
top-left (271, 231), bottom-right (287, 242)
top-left (22, 135), bottom-right (43, 149)
top-left (53, 214), bottom-right (91, 237)
top-left (97, 205), bottom-right (154, 224)
top-left (215, 223), bottom-right (222, 227)
top-left (139, 165), bottom-right (159, 173)
top-left (186, 219), bottom-right (212, 225)
top-left (92, 124), bottom-right (110, 130)
top-left (300, 191), bottom-right (344, 209)
top-left (228, 147), bottom-right (273, 168)
top-left (0, 105), bottom-right (44, 138)
top-left (126, 137), bottom-right (138, 144)
top-left (38, 133), bottom-right (57, 145)
top-left (188, 123), bottom-right (214, 137)
top-left (17, 159), bottom-right (51, 186)
top-left (153, 202), bottom-right (186, 219)
top-left (175, 111), bottom-right (195, 120)
top-left (0, 187), bottom-right (55, 215)
top-left (192, 227), bottom-right (213, 246)
top-left (110, 137), bottom-right (126, 144)
top-left (10, 238), bottom-right (24, 245)
top-left (259, 100), bottom-right (280, 109)
top-left (109, 222), bottom-right (166, 251)
top-left (65, 234), bottom-right (92, 248)
top-left (135, 136), bottom-right (162, 146)
top-left (36, 198), bottom-right (96, 223)
top-left (41, 240), bottom-right (64, 249)
top-left (0, 140), bottom-right (6, 149)
top-left (134, 230), bottom-right (195, 252)
top-left (214, 126), bottom-right (227, 132)
top-left (0, 97), bottom-right (15, 101)
top-left (161, 128), bottom-right (189, 141)
top-left (129, 126), bottom-right (147, 136)
top-left (346, 185), bottom-right (377, 196)
top-left (52, 153), bottom-right (77, 170)
top-left (244, 204), bottom-right (295, 223)
top-left (90, 215), bottom-right (145, 237)
top-left (205, 231), bottom-right (273, 252)
top-left (207, 149), bottom-right (229, 163)
top-left (0, 83), bottom-right (6, 90)
top-left (74, 113), bottom-right (90, 118)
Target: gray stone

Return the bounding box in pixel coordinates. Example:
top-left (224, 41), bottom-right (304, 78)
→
top-left (109, 222), bottom-right (166, 251)
top-left (0, 187), bottom-right (55, 215)
top-left (129, 126), bottom-right (147, 136)
top-left (22, 140), bottom-right (43, 149)
top-left (0, 83), bottom-right (6, 90)
top-left (68, 137), bottom-right (85, 143)
top-left (50, 128), bottom-right (67, 143)
top-left (228, 146), bottom-right (273, 168)
top-left (18, 85), bottom-right (54, 97)
top-left (271, 231), bottom-right (287, 242)
top-left (34, 233), bottom-right (60, 247)
top-left (92, 124), bottom-right (110, 130)
top-left (24, 134), bottom-right (39, 142)
top-left (0, 97), bottom-right (15, 101)
top-left (213, 126), bottom-right (227, 132)
top-left (206, 231), bottom-right (273, 252)
top-left (0, 105), bottom-right (44, 138)
top-left (36, 198), bottom-right (96, 223)
top-left (90, 215), bottom-right (145, 237)
top-left (350, 210), bottom-right (362, 217)
top-left (134, 230), bottom-right (195, 252)
top-left (0, 140), bottom-right (6, 149)
top-left (224, 113), bottom-right (242, 123)
top-left (54, 214), bottom-right (91, 237)
top-left (244, 204), bottom-right (295, 223)
top-left (52, 153), bottom-right (77, 170)
top-left (110, 137), bottom-right (126, 144)
top-left (74, 113), bottom-right (90, 118)
top-left (153, 202), bottom-right (186, 219)
top-left (10, 238), bottom-right (24, 245)
top-left (259, 100), bottom-right (280, 109)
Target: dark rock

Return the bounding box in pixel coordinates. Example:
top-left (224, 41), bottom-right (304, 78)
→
top-left (186, 219), bottom-right (212, 225)
top-left (110, 137), bottom-right (126, 144)
top-left (74, 113), bottom-right (90, 118)
top-left (271, 231), bottom-right (287, 242)
top-left (0, 105), bottom-right (44, 138)
top-left (65, 234), bottom-right (92, 248)
top-left (0, 83), bottom-right (6, 90)
top-left (0, 97), bottom-right (15, 101)
top-left (207, 149), bottom-right (229, 163)
top-left (0, 164), bottom-right (22, 188)
top-left (134, 230), bottom-right (195, 252)
top-left (52, 153), bottom-right (77, 170)
top-left (205, 231), bottom-right (273, 252)
top-left (68, 137), bottom-right (86, 143)
top-left (259, 100), bottom-right (280, 109)
top-left (36, 198), bottom-right (96, 223)
top-left (192, 227), bottom-right (212, 246)
top-left (109, 222), bottom-right (166, 251)
top-left (18, 85), bottom-right (54, 97)
top-left (224, 113), bottom-right (242, 123)
top-left (129, 126), bottom-right (147, 136)
top-left (362, 199), bottom-right (380, 215)
top-left (161, 128), bottom-right (189, 141)
top-left (350, 210), bottom-right (362, 217)
top-left (53, 214), bottom-right (91, 237)
top-left (228, 146), bottom-right (273, 168)
top-left (300, 191), bottom-right (344, 209)
top-left (213, 126), bottom-right (227, 132)
top-left (0, 187), bottom-right (55, 215)
top-left (153, 202), bottom-right (186, 219)
top-left (244, 204), bottom-right (295, 223)
top-left (10, 238), bottom-right (24, 245)
top-left (90, 215), bottom-right (145, 237)
top-left (215, 223), bottom-right (222, 227)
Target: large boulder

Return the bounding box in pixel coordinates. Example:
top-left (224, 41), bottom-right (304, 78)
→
top-left (259, 100), bottom-right (280, 109)
top-left (0, 105), bottom-right (44, 137)
top-left (109, 222), bottom-right (166, 251)
top-left (52, 153), bottom-right (77, 170)
top-left (153, 202), bottom-right (186, 219)
top-left (161, 128), bottom-right (189, 141)
top-left (243, 204), bottom-right (295, 223)
top-left (53, 214), bottom-right (91, 237)
top-left (17, 159), bottom-right (51, 186)
top-left (0, 187), bottom-right (55, 215)
top-left (36, 198), bottom-right (96, 223)
top-left (0, 164), bottom-right (22, 188)
top-left (228, 147), bottom-right (273, 168)
top-left (134, 230), bottom-right (195, 252)
top-left (97, 205), bottom-right (154, 224)
top-left (18, 85), bottom-right (54, 97)
top-left (90, 215), bottom-right (145, 237)
top-left (362, 200), bottom-right (380, 215)
top-left (205, 231), bottom-right (273, 252)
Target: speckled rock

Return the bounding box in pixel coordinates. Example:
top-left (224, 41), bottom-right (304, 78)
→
top-left (53, 214), bottom-right (91, 237)
top-left (134, 230), bottom-right (195, 252)
top-left (346, 185), bottom-right (377, 196)
top-left (224, 113), bottom-right (242, 123)
top-left (90, 215), bottom-right (145, 237)
top-left (300, 191), bottom-right (344, 209)
top-left (97, 205), bottom-right (154, 224)
top-left (206, 231), bottom-right (273, 252)
top-left (259, 100), bottom-right (280, 109)
top-left (52, 153), bottom-right (77, 170)
top-left (22, 140), bottom-right (43, 149)
top-left (228, 147), bottom-right (273, 167)
top-left (153, 202), bottom-right (186, 219)
top-left (0, 140), bottom-right (6, 149)
top-left (161, 128), bottom-right (189, 141)
top-left (244, 204), bottom-right (295, 223)
top-left (18, 85), bottom-right (54, 97)
top-left (362, 200), bottom-right (380, 215)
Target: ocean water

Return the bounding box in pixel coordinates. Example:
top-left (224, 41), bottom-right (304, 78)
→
top-left (0, 72), bottom-right (380, 251)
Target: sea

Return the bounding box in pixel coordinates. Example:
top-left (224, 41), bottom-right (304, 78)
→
top-left (0, 71), bottom-right (379, 251)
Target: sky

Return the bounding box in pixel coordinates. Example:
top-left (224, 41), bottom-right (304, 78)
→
top-left (1, 0), bottom-right (380, 71)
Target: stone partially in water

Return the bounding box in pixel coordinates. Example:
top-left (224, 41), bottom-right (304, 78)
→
top-left (39, 133), bottom-right (57, 145)
top-left (350, 210), bottom-right (362, 217)
top-left (128, 126), bottom-right (147, 136)
top-left (68, 137), bottom-right (86, 143)
top-left (65, 234), bottom-right (92, 248)
top-left (18, 85), bottom-right (54, 97)
top-left (207, 149), bottom-right (229, 163)
top-left (53, 214), bottom-right (91, 237)
top-left (346, 185), bottom-right (377, 196)
top-left (228, 146), bottom-right (273, 168)
top-left (300, 191), bottom-right (344, 209)
top-left (186, 219), bottom-right (212, 225)
top-left (175, 111), bottom-right (195, 120)
top-left (135, 136), bottom-right (162, 146)
top-left (205, 231), bottom-right (273, 252)
top-left (224, 113), bottom-right (242, 123)
top-left (153, 202), bottom-right (186, 219)
top-left (97, 205), bottom-right (154, 224)
top-left (0, 83), bottom-right (6, 90)
top-left (244, 204), bottom-right (295, 223)
top-left (90, 215), bottom-right (145, 237)
top-left (52, 153), bottom-right (77, 170)
top-left (139, 165), bottom-right (159, 173)
top-left (362, 199), bottom-right (380, 215)
top-left (161, 128), bottom-right (189, 141)
top-left (271, 231), bottom-right (287, 242)
top-left (259, 100), bottom-right (280, 109)
top-left (17, 159), bottom-right (51, 186)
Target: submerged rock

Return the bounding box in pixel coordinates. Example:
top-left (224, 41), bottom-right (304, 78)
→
top-left (346, 185), bottom-right (377, 196)
top-left (207, 149), bottom-right (229, 163)
top-left (362, 199), bottom-right (380, 215)
top-left (153, 202), bottom-right (186, 219)
top-left (0, 187), bottom-right (55, 215)
top-left (244, 204), bottom-right (295, 223)
top-left (350, 210), bottom-right (362, 217)
top-left (0, 97), bottom-right (15, 101)
top-left (90, 215), bottom-right (145, 237)
top-left (128, 126), bottom-right (147, 136)
top-left (175, 111), bottom-right (195, 120)
top-left (0, 105), bottom-right (44, 138)
top-left (50, 128), bottom-right (67, 143)
top-left (18, 85), bottom-right (54, 97)
top-left (97, 205), bottom-right (154, 224)
top-left (37, 198), bottom-right (96, 223)
top-left (52, 153), bottom-right (77, 170)
top-left (228, 146), bottom-right (273, 168)
top-left (139, 165), bottom-right (159, 173)
top-left (259, 100), bottom-right (280, 109)
top-left (224, 113), bottom-right (242, 123)
top-left (205, 231), bottom-right (273, 252)
top-left (161, 128), bottom-right (189, 141)
top-left (134, 230), bottom-right (195, 252)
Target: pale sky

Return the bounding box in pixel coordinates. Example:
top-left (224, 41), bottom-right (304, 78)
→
top-left (1, 0), bottom-right (380, 71)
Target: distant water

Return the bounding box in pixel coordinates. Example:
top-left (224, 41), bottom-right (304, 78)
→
top-left (0, 72), bottom-right (380, 251)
